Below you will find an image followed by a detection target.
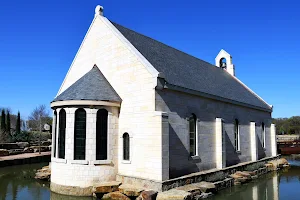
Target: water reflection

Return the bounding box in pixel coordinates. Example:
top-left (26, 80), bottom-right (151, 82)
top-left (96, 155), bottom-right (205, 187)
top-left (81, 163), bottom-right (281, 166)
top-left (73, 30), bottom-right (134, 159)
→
top-left (0, 163), bottom-right (50, 200)
top-left (210, 172), bottom-right (279, 200)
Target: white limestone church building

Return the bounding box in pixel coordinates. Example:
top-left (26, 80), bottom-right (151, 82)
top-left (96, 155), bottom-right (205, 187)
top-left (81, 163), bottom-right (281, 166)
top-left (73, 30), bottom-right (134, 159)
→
top-left (50, 5), bottom-right (277, 196)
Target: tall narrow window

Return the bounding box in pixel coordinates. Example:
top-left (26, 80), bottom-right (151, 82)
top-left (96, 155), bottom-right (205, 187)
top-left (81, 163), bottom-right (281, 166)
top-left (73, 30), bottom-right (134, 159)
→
top-left (53, 111), bottom-right (57, 158)
top-left (123, 133), bottom-right (130, 161)
top-left (234, 119), bottom-right (240, 151)
top-left (189, 114), bottom-right (197, 156)
top-left (262, 123), bottom-right (265, 148)
top-left (58, 109), bottom-right (66, 159)
top-left (74, 108), bottom-right (86, 160)
top-left (96, 109), bottom-right (108, 160)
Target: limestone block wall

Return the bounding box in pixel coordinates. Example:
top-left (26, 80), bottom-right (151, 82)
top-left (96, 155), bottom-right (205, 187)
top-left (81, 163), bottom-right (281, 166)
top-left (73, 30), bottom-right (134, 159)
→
top-left (51, 106), bottom-right (119, 187)
top-left (117, 111), bottom-right (169, 182)
top-left (54, 15), bottom-right (165, 182)
top-left (155, 89), bottom-right (272, 179)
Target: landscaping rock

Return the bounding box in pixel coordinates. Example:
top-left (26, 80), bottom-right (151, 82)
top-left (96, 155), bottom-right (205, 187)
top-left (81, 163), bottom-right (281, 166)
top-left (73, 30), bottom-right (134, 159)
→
top-left (278, 158), bottom-right (289, 165)
top-left (93, 181), bottom-right (121, 194)
top-left (141, 190), bottom-right (158, 200)
top-left (235, 171), bottom-right (251, 178)
top-left (197, 181), bottom-right (216, 193)
top-left (119, 184), bottom-right (144, 197)
top-left (157, 189), bottom-right (192, 200)
top-left (229, 174), bottom-right (243, 179)
top-left (102, 191), bottom-right (131, 200)
top-left (35, 165), bottom-right (51, 181)
top-left (0, 149), bottom-right (9, 156)
top-left (195, 192), bottom-right (213, 199)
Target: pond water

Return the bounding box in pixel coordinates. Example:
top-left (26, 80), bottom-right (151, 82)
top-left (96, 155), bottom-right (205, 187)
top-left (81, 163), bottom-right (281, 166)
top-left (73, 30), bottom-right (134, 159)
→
top-left (0, 157), bottom-right (300, 200)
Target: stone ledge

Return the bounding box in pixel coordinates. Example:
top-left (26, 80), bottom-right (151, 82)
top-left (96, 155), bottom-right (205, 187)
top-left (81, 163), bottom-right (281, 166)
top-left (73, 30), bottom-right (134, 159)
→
top-left (50, 182), bottom-right (93, 196)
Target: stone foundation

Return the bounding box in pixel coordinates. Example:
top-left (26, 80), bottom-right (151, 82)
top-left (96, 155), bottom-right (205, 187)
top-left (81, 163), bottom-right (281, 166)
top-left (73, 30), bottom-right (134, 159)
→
top-left (161, 155), bottom-right (279, 191)
top-left (50, 182), bottom-right (93, 196)
top-left (116, 174), bottom-right (163, 192)
top-left (51, 155), bottom-right (280, 196)
top-left (116, 155), bottom-right (279, 193)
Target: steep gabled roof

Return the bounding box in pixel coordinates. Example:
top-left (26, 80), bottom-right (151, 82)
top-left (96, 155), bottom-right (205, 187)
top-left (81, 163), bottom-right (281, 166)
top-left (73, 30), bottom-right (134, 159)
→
top-left (112, 22), bottom-right (271, 111)
top-left (53, 66), bottom-right (121, 102)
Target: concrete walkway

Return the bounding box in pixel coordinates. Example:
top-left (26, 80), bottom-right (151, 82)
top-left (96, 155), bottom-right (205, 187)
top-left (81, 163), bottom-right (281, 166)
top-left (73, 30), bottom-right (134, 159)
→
top-left (0, 152), bottom-right (51, 167)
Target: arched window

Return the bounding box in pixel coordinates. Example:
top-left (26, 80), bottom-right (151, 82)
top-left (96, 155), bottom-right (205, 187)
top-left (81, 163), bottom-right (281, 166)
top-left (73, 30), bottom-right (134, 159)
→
top-left (74, 108), bottom-right (86, 160)
top-left (123, 133), bottom-right (130, 161)
top-left (262, 123), bottom-right (265, 148)
top-left (234, 119), bottom-right (240, 151)
top-left (58, 109), bottom-right (66, 159)
top-left (189, 114), bottom-right (197, 156)
top-left (220, 58), bottom-right (227, 69)
top-left (53, 111), bottom-right (57, 158)
top-left (96, 109), bottom-right (108, 160)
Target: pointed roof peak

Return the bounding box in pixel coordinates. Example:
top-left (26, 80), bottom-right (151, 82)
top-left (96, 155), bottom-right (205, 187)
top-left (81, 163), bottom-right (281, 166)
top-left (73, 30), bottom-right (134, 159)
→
top-left (53, 66), bottom-right (121, 102)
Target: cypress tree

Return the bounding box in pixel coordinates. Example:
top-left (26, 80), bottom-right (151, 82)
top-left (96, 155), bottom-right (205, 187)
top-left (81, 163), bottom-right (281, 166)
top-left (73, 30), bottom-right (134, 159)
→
top-left (16, 111), bottom-right (21, 135)
top-left (1, 110), bottom-right (5, 131)
top-left (6, 111), bottom-right (11, 134)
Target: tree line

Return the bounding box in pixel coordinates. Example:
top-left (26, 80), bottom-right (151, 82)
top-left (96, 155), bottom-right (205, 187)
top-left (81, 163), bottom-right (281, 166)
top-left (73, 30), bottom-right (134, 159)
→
top-left (0, 105), bottom-right (52, 143)
top-left (272, 116), bottom-right (300, 135)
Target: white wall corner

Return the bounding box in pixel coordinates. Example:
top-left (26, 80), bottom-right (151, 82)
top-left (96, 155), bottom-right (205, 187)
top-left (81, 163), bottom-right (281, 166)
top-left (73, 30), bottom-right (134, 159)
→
top-left (250, 122), bottom-right (257, 161)
top-left (271, 124), bottom-right (277, 156)
top-left (216, 118), bottom-right (226, 169)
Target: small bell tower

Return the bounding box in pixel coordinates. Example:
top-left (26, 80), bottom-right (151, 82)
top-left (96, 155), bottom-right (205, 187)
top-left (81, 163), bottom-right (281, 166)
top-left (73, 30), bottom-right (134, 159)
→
top-left (215, 49), bottom-right (235, 76)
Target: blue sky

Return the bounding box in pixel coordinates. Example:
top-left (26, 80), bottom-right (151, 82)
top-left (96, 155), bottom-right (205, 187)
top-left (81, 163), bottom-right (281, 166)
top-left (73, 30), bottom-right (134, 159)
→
top-left (0, 0), bottom-right (299, 118)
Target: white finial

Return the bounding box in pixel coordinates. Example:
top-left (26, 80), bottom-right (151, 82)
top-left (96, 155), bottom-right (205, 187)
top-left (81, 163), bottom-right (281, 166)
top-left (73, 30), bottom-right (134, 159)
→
top-left (95, 5), bottom-right (104, 16)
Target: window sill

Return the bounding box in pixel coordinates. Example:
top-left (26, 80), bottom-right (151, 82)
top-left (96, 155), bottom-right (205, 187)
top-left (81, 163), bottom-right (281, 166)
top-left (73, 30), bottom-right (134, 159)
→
top-left (70, 160), bottom-right (89, 165)
top-left (122, 160), bottom-right (131, 164)
top-left (52, 158), bottom-right (67, 164)
top-left (189, 155), bottom-right (201, 161)
top-left (93, 160), bottom-right (112, 165)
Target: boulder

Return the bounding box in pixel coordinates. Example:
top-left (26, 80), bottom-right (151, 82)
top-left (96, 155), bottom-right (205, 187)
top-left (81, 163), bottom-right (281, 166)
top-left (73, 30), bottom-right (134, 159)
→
top-left (141, 190), bottom-right (158, 200)
top-left (102, 191), bottom-right (131, 200)
top-left (229, 174), bottom-right (243, 179)
top-left (157, 189), bottom-right (192, 200)
top-left (35, 165), bottom-right (51, 181)
top-left (194, 192), bottom-right (213, 199)
top-left (93, 181), bottom-right (122, 194)
top-left (0, 149), bottom-right (9, 156)
top-left (119, 184), bottom-right (144, 197)
top-left (197, 181), bottom-right (216, 193)
top-left (277, 158), bottom-right (289, 168)
top-left (235, 171), bottom-right (251, 178)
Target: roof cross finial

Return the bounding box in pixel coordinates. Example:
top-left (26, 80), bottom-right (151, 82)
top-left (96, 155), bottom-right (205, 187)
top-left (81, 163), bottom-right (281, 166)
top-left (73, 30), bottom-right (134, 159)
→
top-left (95, 5), bottom-right (104, 17)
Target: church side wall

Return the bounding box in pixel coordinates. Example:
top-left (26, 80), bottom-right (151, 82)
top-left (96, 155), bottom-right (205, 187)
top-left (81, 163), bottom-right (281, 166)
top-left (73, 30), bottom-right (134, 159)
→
top-left (155, 89), bottom-right (272, 179)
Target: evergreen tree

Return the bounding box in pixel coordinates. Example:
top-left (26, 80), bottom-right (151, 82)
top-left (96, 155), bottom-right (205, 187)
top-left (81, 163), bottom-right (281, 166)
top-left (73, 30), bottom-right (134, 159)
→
top-left (6, 111), bottom-right (11, 134)
top-left (16, 111), bottom-right (21, 135)
top-left (1, 109), bottom-right (5, 132)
